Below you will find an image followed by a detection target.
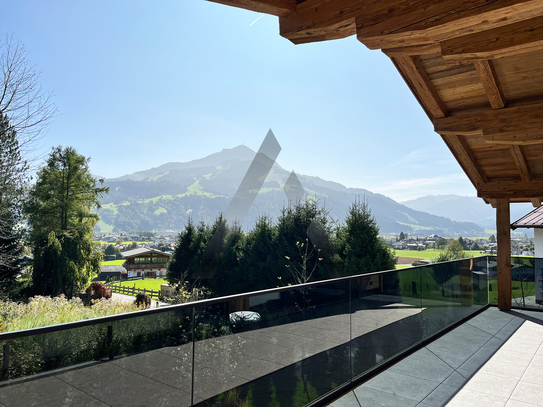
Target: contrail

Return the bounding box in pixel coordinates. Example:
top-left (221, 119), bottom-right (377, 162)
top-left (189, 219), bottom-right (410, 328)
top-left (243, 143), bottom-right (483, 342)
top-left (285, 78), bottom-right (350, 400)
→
top-left (249, 15), bottom-right (263, 26)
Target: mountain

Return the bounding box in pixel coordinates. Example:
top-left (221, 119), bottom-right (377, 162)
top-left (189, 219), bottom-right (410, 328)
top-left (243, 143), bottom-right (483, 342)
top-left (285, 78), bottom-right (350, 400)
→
top-left (402, 195), bottom-right (533, 230)
top-left (96, 146), bottom-right (484, 236)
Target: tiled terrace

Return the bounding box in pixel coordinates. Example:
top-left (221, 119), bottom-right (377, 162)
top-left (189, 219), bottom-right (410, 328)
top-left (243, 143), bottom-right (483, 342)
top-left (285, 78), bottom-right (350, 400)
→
top-left (329, 307), bottom-right (543, 407)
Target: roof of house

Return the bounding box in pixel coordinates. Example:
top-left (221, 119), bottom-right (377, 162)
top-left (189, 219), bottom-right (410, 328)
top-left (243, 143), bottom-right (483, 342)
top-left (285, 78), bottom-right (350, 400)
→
top-left (511, 206), bottom-right (543, 230)
top-left (100, 265), bottom-right (127, 273)
top-left (121, 247), bottom-right (172, 258)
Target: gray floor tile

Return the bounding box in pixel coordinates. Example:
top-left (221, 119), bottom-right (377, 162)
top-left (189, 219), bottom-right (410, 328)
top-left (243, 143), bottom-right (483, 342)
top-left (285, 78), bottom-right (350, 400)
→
top-left (441, 372), bottom-right (467, 388)
top-left (420, 383), bottom-right (461, 406)
top-left (329, 391), bottom-right (360, 407)
top-left (362, 371), bottom-right (439, 402)
top-left (56, 362), bottom-right (177, 407)
top-left (0, 376), bottom-right (107, 407)
top-left (427, 349), bottom-right (473, 369)
top-left (389, 348), bottom-right (454, 383)
top-left (353, 386), bottom-right (418, 407)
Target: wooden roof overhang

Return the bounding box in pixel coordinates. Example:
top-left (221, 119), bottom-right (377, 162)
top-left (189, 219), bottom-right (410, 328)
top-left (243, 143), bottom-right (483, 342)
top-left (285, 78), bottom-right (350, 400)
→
top-left (209, 0), bottom-right (543, 207)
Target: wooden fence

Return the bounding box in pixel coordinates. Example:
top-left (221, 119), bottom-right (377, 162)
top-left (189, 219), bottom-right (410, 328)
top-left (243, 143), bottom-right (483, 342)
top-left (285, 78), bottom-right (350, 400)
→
top-left (105, 283), bottom-right (161, 299)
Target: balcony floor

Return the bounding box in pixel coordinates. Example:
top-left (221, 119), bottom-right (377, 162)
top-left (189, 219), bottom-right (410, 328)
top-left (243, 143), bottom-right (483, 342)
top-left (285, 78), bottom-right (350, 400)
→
top-left (1, 306), bottom-right (541, 406)
top-left (329, 307), bottom-right (543, 407)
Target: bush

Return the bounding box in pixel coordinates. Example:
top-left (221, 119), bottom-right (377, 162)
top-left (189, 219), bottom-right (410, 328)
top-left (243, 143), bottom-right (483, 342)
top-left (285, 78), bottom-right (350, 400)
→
top-left (135, 292), bottom-right (150, 308)
top-left (86, 282), bottom-right (112, 300)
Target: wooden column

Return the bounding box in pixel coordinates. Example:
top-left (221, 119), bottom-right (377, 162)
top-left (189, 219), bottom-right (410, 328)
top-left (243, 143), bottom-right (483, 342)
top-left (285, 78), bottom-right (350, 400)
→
top-left (496, 199), bottom-right (512, 311)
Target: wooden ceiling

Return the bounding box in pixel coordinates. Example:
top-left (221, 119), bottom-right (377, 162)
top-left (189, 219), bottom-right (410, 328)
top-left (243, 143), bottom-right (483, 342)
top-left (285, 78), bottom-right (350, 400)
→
top-left (209, 0), bottom-right (543, 207)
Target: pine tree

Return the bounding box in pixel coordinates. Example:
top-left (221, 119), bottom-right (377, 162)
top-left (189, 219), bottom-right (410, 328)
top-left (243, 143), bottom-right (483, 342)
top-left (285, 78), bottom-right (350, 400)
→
top-left (0, 112), bottom-right (28, 282)
top-left (25, 146), bottom-right (108, 296)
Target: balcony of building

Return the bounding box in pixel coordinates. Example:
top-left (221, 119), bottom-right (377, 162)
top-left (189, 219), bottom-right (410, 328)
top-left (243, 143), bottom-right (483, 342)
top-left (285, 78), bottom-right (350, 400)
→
top-left (1, 256), bottom-right (542, 406)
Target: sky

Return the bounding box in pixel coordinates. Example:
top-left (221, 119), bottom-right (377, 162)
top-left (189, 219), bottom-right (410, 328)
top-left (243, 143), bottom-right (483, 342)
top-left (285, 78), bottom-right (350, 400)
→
top-left (1, 1), bottom-right (477, 202)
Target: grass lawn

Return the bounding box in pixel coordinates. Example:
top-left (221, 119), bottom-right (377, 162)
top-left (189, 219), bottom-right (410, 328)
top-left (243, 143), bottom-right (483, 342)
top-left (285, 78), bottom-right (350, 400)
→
top-left (110, 278), bottom-right (169, 293)
top-left (394, 249), bottom-right (486, 260)
top-left (488, 279), bottom-right (536, 304)
top-left (102, 259), bottom-right (125, 266)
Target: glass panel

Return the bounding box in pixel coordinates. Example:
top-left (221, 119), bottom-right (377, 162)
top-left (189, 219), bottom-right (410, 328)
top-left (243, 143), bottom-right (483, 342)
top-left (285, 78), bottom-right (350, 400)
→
top-left (421, 259), bottom-right (472, 339)
top-left (0, 322), bottom-right (109, 381)
top-left (511, 257), bottom-right (540, 310)
top-left (350, 269), bottom-right (422, 380)
top-left (0, 307), bottom-right (194, 407)
top-left (193, 280), bottom-right (350, 406)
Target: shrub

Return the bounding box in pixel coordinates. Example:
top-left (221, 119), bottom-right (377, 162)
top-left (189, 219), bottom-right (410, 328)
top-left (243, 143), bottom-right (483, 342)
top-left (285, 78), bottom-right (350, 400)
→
top-left (86, 282), bottom-right (112, 300)
top-left (135, 292), bottom-right (150, 308)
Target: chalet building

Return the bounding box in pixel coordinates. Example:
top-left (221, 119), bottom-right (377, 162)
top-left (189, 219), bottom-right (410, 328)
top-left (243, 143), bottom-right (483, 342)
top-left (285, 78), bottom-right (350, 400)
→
top-left (121, 247), bottom-right (172, 278)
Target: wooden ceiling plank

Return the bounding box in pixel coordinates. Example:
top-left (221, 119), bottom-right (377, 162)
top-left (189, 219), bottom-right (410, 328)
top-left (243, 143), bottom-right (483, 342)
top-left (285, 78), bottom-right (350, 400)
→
top-left (442, 133), bottom-right (488, 185)
top-left (441, 15), bottom-right (543, 61)
top-left (478, 180), bottom-right (543, 199)
top-left (474, 60), bottom-right (506, 110)
top-left (434, 102), bottom-right (543, 133)
top-left (207, 0), bottom-right (297, 16)
top-left (394, 55), bottom-right (448, 119)
top-left (357, 0), bottom-right (543, 49)
top-left (509, 145), bottom-right (532, 181)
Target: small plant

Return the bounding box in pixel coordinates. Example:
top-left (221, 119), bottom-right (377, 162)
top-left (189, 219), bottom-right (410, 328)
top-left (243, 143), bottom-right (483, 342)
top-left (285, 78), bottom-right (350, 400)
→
top-left (284, 239), bottom-right (322, 285)
top-left (135, 292), bottom-right (151, 308)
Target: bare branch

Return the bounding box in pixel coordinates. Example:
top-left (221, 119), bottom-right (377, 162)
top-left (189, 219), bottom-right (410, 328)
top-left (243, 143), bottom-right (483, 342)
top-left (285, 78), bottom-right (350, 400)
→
top-left (0, 34), bottom-right (58, 164)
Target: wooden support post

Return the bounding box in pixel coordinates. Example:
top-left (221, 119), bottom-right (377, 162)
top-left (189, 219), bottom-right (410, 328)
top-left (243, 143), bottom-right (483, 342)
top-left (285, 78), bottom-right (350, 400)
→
top-left (496, 199), bottom-right (512, 311)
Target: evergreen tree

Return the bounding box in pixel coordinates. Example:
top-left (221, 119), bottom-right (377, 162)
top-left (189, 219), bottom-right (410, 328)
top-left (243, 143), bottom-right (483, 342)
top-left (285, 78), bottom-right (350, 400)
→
top-left (25, 146), bottom-right (108, 296)
top-left (341, 198), bottom-right (397, 275)
top-left (0, 112), bottom-right (28, 282)
top-left (458, 236), bottom-right (468, 250)
top-left (167, 218), bottom-right (201, 285)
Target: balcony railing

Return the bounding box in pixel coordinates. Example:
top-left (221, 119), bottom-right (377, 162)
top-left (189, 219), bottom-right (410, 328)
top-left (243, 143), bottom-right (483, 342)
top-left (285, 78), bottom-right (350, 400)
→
top-left (124, 263), bottom-right (168, 269)
top-left (0, 257), bottom-right (496, 406)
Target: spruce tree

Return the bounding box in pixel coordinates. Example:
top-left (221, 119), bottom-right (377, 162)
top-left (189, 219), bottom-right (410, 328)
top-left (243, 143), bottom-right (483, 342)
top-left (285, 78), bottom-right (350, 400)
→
top-left (0, 112), bottom-right (28, 282)
top-left (342, 198), bottom-right (397, 275)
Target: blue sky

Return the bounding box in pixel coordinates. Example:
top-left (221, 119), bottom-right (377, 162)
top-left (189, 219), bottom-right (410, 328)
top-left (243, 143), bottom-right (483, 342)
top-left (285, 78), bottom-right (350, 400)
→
top-left (2, 1), bottom-right (476, 202)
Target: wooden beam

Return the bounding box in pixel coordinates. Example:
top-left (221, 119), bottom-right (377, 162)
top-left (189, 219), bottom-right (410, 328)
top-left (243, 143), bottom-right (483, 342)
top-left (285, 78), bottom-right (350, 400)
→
top-left (382, 44), bottom-right (441, 57)
top-left (531, 198), bottom-right (542, 207)
top-left (441, 15), bottom-right (543, 61)
top-left (509, 145), bottom-right (532, 181)
top-left (441, 134), bottom-right (488, 185)
top-left (477, 181), bottom-right (543, 199)
top-left (278, 0), bottom-right (363, 44)
top-left (434, 102), bottom-right (543, 134)
top-left (496, 198), bottom-right (511, 311)
top-left (357, 0), bottom-right (543, 50)
top-left (474, 60), bottom-right (506, 110)
top-left (483, 125), bottom-right (543, 145)
top-left (393, 55), bottom-right (448, 119)
top-left (207, 0), bottom-right (296, 17)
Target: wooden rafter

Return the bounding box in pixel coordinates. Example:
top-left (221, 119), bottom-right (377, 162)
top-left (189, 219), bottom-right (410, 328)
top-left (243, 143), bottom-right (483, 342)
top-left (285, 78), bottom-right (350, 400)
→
top-left (477, 181), bottom-right (543, 199)
top-left (441, 134), bottom-right (487, 186)
top-left (473, 60), bottom-right (506, 110)
top-left (441, 15), bottom-right (543, 61)
top-left (393, 55), bottom-right (448, 119)
top-left (483, 125), bottom-right (543, 145)
top-left (509, 145), bottom-right (532, 181)
top-left (357, 0), bottom-right (543, 49)
top-left (207, 0), bottom-right (297, 16)
top-left (434, 102), bottom-right (543, 134)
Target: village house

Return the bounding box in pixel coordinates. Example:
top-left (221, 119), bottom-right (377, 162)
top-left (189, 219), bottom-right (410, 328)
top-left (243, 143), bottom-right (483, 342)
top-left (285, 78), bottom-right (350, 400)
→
top-left (121, 247), bottom-right (172, 278)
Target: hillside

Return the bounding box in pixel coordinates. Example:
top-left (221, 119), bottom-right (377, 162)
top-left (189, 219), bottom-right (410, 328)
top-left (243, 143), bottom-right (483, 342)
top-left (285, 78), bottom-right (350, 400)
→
top-left (402, 195), bottom-right (533, 230)
top-left (96, 146), bottom-right (484, 236)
